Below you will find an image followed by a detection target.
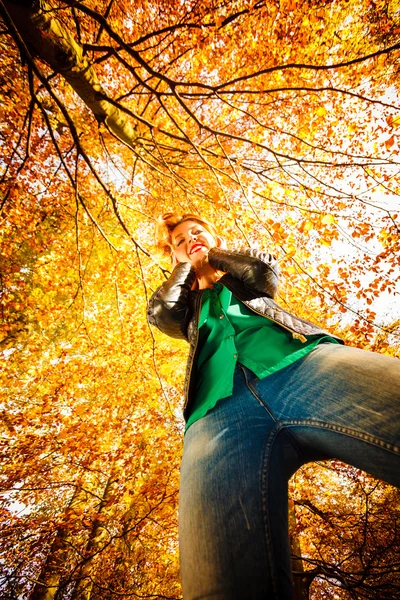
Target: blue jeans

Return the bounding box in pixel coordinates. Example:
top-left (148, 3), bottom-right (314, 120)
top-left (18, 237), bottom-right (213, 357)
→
top-left (179, 343), bottom-right (400, 599)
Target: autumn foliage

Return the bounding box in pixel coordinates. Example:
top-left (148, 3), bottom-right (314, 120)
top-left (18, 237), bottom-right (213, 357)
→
top-left (1, 0), bottom-right (400, 598)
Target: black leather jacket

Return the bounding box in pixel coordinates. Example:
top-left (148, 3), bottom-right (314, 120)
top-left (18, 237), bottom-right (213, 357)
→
top-left (147, 248), bottom-right (343, 420)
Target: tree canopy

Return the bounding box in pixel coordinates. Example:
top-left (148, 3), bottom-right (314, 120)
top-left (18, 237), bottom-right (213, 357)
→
top-left (1, 0), bottom-right (399, 598)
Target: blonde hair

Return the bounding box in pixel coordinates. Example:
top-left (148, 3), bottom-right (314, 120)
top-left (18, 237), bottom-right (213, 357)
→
top-left (155, 212), bottom-right (221, 257)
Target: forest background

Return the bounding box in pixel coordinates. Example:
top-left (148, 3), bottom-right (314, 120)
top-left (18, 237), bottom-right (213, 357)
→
top-left (1, 0), bottom-right (400, 598)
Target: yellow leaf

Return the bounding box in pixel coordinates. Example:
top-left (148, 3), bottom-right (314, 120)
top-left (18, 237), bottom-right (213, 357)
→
top-left (279, 250), bottom-right (296, 263)
top-left (303, 220), bottom-right (314, 231)
top-left (322, 214), bottom-right (335, 225)
top-left (316, 106), bottom-right (327, 117)
top-left (392, 115), bottom-right (400, 128)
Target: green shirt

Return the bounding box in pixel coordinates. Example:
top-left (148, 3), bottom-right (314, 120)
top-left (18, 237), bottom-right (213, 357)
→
top-left (185, 283), bottom-right (338, 431)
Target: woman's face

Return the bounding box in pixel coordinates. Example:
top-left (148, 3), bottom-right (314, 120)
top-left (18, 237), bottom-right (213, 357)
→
top-left (171, 220), bottom-right (217, 265)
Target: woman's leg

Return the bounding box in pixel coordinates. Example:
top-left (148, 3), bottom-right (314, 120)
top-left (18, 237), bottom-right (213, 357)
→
top-left (179, 367), bottom-right (303, 600)
top-left (179, 346), bottom-right (400, 600)
top-left (251, 343), bottom-right (400, 487)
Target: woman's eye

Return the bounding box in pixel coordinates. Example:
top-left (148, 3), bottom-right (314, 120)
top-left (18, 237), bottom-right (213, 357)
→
top-left (177, 239), bottom-right (184, 246)
top-left (194, 230), bottom-right (202, 235)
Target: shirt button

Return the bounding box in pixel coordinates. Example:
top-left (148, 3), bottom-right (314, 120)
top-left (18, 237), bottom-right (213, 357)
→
top-left (233, 353), bottom-right (237, 358)
top-left (219, 314), bottom-right (224, 319)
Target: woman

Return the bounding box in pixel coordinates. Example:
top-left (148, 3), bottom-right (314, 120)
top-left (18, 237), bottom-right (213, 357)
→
top-left (147, 212), bottom-right (400, 600)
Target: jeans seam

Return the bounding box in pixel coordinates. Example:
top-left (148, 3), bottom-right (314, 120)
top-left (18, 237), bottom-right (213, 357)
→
top-left (260, 422), bottom-right (282, 599)
top-left (239, 365), bottom-right (278, 422)
top-left (287, 419), bottom-right (400, 455)
top-left (240, 367), bottom-right (310, 467)
top-left (250, 385), bottom-right (276, 422)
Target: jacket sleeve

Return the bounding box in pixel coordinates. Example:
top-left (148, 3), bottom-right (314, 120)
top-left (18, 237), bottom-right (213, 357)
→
top-left (208, 247), bottom-right (279, 298)
top-left (147, 262), bottom-right (196, 340)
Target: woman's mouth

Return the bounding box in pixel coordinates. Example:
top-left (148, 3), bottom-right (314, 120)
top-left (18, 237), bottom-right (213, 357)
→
top-left (190, 244), bottom-right (204, 255)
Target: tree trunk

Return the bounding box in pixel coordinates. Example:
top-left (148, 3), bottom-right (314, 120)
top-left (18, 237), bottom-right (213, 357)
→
top-left (30, 485), bottom-right (88, 600)
top-left (289, 498), bottom-right (309, 600)
top-left (2, 0), bottom-right (141, 149)
top-left (69, 474), bottom-right (117, 600)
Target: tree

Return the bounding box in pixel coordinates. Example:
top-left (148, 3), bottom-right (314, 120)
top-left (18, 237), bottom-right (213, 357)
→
top-left (290, 461), bottom-right (400, 599)
top-left (1, 0), bottom-right (399, 598)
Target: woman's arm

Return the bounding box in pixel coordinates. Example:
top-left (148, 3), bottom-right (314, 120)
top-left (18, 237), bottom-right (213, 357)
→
top-left (147, 262), bottom-right (196, 339)
top-left (208, 247), bottom-right (279, 298)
